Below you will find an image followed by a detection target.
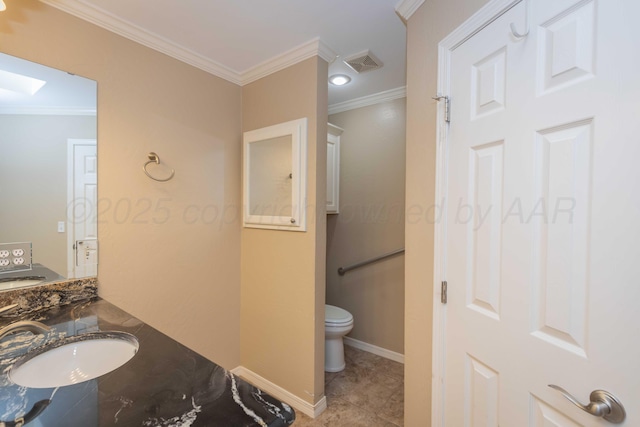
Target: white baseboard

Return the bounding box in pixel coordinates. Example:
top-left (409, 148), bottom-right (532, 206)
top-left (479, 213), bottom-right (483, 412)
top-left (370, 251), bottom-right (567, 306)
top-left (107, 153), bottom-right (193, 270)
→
top-left (343, 337), bottom-right (405, 364)
top-left (230, 366), bottom-right (327, 419)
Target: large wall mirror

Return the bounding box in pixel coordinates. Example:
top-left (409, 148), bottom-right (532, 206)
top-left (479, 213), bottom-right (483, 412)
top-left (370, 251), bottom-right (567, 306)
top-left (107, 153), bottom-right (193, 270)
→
top-left (243, 118), bottom-right (307, 231)
top-left (0, 52), bottom-right (97, 291)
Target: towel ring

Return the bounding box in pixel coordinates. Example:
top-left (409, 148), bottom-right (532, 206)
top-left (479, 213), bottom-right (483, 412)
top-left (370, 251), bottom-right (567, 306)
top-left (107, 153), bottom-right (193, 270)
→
top-left (143, 152), bottom-right (175, 182)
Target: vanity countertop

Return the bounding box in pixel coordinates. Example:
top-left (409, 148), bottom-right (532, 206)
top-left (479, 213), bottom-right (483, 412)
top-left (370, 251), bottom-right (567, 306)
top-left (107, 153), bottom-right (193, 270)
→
top-left (0, 297), bottom-right (295, 426)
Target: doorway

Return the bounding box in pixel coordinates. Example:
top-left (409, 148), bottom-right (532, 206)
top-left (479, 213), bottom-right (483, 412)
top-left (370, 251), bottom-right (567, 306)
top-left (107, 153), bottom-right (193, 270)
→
top-left (67, 139), bottom-right (97, 278)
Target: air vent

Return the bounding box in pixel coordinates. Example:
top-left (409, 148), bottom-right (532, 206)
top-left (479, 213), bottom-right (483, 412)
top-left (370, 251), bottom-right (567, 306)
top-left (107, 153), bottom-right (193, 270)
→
top-left (343, 50), bottom-right (383, 74)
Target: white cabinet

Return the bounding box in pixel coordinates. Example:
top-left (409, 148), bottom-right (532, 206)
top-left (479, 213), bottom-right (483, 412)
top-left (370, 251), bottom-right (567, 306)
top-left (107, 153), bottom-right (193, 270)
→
top-left (243, 118), bottom-right (308, 231)
top-left (327, 124), bottom-right (343, 214)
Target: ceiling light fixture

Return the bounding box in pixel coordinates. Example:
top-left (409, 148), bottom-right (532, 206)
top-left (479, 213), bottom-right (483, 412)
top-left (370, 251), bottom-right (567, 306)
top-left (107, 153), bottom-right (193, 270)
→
top-left (0, 1), bottom-right (6, 12)
top-left (329, 74), bottom-right (351, 86)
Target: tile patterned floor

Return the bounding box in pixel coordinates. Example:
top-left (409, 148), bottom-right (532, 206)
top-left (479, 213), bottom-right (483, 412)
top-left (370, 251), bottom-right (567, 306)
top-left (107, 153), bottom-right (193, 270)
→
top-left (293, 346), bottom-right (404, 426)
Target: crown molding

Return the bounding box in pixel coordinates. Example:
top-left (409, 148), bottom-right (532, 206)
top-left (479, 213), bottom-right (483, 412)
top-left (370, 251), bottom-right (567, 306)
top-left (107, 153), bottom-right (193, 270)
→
top-left (38, 0), bottom-right (337, 86)
top-left (328, 86), bottom-right (406, 115)
top-left (39, 0), bottom-right (240, 84)
top-left (0, 107), bottom-right (97, 115)
top-left (241, 38), bottom-right (337, 85)
top-left (395, 0), bottom-right (426, 23)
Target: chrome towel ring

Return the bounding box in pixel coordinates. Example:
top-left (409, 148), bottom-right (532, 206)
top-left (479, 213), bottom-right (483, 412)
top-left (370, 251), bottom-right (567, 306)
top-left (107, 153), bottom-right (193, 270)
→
top-left (143, 152), bottom-right (175, 182)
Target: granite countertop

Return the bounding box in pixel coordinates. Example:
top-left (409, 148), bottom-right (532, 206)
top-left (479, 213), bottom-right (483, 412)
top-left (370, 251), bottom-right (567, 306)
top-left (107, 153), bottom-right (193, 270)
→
top-left (0, 297), bottom-right (296, 426)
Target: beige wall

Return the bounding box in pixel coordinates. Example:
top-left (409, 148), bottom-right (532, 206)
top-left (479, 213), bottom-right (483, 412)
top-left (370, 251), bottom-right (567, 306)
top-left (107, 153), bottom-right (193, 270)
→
top-left (0, 1), bottom-right (507, 422)
top-left (404, 0), bottom-right (490, 424)
top-left (1, 0), bottom-right (243, 369)
top-left (241, 57), bottom-right (328, 406)
top-left (0, 114), bottom-right (96, 276)
top-left (327, 98), bottom-right (406, 354)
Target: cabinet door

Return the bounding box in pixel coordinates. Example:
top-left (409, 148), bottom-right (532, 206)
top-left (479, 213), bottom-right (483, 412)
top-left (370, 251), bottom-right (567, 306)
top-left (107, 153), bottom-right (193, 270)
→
top-left (326, 130), bottom-right (341, 214)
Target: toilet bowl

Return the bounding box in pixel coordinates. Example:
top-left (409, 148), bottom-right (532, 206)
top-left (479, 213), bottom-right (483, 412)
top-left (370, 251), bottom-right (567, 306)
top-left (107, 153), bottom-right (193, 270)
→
top-left (325, 304), bottom-right (354, 372)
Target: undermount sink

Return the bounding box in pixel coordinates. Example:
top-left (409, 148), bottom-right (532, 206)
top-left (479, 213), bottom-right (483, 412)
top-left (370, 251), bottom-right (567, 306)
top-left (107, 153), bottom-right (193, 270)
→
top-left (9, 331), bottom-right (138, 389)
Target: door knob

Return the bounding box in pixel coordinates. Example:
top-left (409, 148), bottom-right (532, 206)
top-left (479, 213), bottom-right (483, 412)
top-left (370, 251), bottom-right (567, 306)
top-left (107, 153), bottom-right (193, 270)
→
top-left (548, 385), bottom-right (626, 423)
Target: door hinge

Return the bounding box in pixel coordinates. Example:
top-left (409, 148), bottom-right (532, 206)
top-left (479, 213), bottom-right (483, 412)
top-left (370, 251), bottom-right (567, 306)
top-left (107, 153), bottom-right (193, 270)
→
top-left (441, 280), bottom-right (448, 304)
top-left (432, 95), bottom-right (450, 123)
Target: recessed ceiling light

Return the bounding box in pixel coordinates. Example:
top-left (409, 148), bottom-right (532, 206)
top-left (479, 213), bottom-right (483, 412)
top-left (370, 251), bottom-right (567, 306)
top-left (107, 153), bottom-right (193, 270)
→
top-left (329, 74), bottom-right (351, 86)
top-left (0, 1), bottom-right (6, 12)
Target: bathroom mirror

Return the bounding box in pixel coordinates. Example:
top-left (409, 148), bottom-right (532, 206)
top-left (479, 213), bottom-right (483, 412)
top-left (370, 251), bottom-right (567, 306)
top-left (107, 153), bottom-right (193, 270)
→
top-left (243, 118), bottom-right (307, 231)
top-left (0, 52), bottom-right (98, 290)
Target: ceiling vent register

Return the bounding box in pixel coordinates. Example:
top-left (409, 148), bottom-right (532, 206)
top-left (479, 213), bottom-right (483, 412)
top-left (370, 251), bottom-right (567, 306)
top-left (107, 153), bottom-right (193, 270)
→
top-left (343, 50), bottom-right (383, 74)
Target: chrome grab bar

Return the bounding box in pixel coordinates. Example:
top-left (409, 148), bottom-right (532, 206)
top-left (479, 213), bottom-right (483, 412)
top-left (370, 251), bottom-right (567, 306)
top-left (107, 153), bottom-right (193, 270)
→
top-left (338, 248), bottom-right (404, 276)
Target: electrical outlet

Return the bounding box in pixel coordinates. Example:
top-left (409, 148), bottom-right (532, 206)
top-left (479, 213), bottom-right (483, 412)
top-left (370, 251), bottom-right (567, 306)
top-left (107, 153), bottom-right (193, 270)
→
top-left (0, 242), bottom-right (32, 273)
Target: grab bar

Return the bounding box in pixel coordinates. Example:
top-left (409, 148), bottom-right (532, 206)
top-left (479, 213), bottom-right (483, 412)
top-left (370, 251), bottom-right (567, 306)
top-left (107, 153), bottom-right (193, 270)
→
top-left (338, 248), bottom-right (404, 276)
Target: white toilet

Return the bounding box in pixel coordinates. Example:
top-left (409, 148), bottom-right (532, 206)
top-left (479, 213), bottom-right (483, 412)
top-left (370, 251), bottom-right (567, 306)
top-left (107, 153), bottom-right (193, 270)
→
top-left (324, 304), bottom-right (354, 372)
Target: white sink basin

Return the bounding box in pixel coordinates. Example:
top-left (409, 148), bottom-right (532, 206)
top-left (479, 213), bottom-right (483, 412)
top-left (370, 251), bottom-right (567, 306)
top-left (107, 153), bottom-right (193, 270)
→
top-left (9, 331), bottom-right (138, 388)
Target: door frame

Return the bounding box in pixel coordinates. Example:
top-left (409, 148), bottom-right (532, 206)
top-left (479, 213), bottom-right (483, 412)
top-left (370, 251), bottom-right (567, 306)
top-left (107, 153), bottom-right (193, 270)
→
top-left (431, 1), bottom-right (523, 425)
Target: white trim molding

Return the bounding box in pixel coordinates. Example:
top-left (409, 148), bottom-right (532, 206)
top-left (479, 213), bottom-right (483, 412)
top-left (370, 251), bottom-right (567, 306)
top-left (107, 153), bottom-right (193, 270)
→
top-left (242, 38), bottom-right (337, 85)
top-left (344, 337), bottom-right (405, 364)
top-left (395, 0), bottom-right (426, 23)
top-left (230, 367), bottom-right (327, 419)
top-left (0, 107), bottom-right (96, 115)
top-left (39, 0), bottom-right (337, 87)
top-left (39, 0), bottom-right (241, 84)
top-left (328, 86), bottom-right (406, 115)
top-left (439, 0), bottom-right (522, 50)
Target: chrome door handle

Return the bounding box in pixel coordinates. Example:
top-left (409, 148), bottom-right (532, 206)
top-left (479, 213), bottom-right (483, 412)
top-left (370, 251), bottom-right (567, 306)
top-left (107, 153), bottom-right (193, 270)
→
top-left (548, 385), bottom-right (626, 423)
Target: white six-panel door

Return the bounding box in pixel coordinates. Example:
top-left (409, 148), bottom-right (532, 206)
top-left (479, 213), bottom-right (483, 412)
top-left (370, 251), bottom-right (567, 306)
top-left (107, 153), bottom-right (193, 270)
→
top-left (67, 139), bottom-right (97, 278)
top-left (439, 0), bottom-right (640, 425)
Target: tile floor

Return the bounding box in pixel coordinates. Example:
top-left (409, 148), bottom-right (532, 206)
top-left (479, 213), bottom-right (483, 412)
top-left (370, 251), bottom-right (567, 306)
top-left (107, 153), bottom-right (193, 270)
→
top-left (293, 345), bottom-right (404, 426)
